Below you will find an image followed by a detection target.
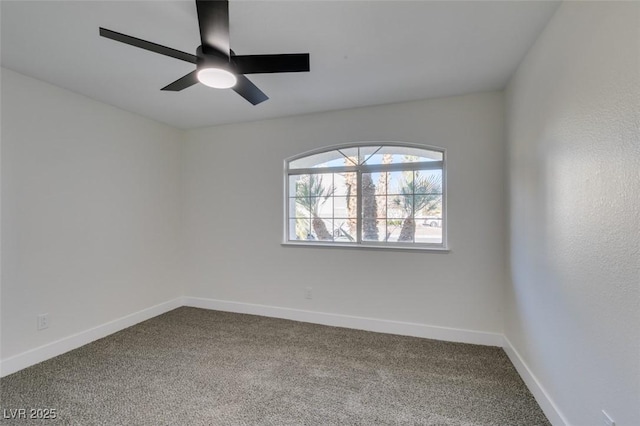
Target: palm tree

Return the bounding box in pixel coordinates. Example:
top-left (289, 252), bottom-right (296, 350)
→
top-left (344, 159), bottom-right (358, 237)
top-left (362, 173), bottom-right (378, 240)
top-left (377, 153), bottom-right (393, 241)
top-left (296, 174), bottom-right (334, 240)
top-left (394, 173), bottom-right (442, 242)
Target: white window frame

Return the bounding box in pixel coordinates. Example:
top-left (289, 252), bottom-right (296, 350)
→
top-left (283, 142), bottom-right (448, 251)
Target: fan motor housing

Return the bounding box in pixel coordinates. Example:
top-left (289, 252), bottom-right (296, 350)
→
top-left (196, 46), bottom-right (233, 71)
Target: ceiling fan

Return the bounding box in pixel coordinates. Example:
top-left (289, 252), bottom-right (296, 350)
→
top-left (99, 0), bottom-right (310, 105)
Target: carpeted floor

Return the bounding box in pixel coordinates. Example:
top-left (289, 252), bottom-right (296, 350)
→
top-left (0, 307), bottom-right (549, 425)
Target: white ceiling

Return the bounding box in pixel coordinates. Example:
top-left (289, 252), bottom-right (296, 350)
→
top-left (1, 1), bottom-right (560, 129)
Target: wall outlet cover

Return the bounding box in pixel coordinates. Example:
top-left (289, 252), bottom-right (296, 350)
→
top-left (37, 314), bottom-right (50, 330)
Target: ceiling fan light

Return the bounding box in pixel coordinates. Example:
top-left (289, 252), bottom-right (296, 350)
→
top-left (197, 67), bottom-right (237, 89)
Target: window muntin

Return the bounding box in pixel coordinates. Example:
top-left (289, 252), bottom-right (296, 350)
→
top-left (285, 144), bottom-right (446, 249)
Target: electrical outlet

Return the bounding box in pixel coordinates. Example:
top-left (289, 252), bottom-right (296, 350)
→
top-left (37, 314), bottom-right (49, 330)
top-left (305, 287), bottom-right (312, 299)
top-left (602, 410), bottom-right (615, 426)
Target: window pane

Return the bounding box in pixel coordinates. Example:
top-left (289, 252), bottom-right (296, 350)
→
top-left (419, 217), bottom-right (443, 228)
top-left (315, 173), bottom-right (334, 195)
top-left (311, 218), bottom-right (334, 241)
top-left (316, 196), bottom-right (333, 219)
top-left (361, 172), bottom-right (380, 241)
top-left (386, 219), bottom-right (404, 242)
top-left (337, 147), bottom-right (359, 166)
top-left (335, 217), bottom-right (358, 239)
top-left (290, 218), bottom-right (312, 241)
top-left (333, 219), bottom-right (355, 242)
top-left (413, 170), bottom-right (443, 195)
top-left (359, 146), bottom-right (381, 165)
top-left (375, 196), bottom-right (387, 218)
top-left (375, 146), bottom-right (443, 163)
top-left (390, 193), bottom-right (415, 218)
top-left (385, 197), bottom-right (396, 218)
top-left (289, 150), bottom-right (346, 169)
top-left (293, 174), bottom-right (333, 208)
top-left (387, 171), bottom-right (413, 195)
top-left (374, 171), bottom-right (390, 194)
top-left (394, 217), bottom-right (415, 243)
top-left (362, 219), bottom-right (386, 242)
top-left (387, 196), bottom-right (405, 220)
top-left (334, 172), bottom-right (356, 197)
top-left (415, 223), bottom-right (443, 244)
top-left (361, 172), bottom-right (386, 196)
top-left (288, 174), bottom-right (306, 197)
top-left (415, 195), bottom-right (442, 219)
top-left (334, 196), bottom-right (356, 218)
top-left (376, 220), bottom-right (388, 242)
top-left (361, 171), bottom-right (375, 194)
top-left (292, 218), bottom-right (336, 241)
top-left (291, 197), bottom-right (309, 218)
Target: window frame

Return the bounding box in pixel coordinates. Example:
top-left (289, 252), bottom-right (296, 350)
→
top-left (283, 142), bottom-right (448, 251)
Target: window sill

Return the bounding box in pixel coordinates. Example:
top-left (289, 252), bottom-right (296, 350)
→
top-left (281, 241), bottom-right (451, 253)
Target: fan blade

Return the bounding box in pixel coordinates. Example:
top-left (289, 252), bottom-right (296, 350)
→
top-left (233, 75), bottom-right (268, 105)
top-left (233, 54), bottom-right (310, 74)
top-left (100, 28), bottom-right (197, 64)
top-left (195, 0), bottom-right (230, 57)
top-left (161, 70), bottom-right (199, 91)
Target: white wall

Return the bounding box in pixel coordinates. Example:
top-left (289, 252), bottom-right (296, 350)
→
top-left (1, 69), bottom-right (183, 360)
top-left (182, 92), bottom-right (507, 336)
top-left (506, 2), bottom-right (639, 425)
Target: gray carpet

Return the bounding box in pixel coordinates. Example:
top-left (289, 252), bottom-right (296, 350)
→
top-left (0, 307), bottom-right (549, 425)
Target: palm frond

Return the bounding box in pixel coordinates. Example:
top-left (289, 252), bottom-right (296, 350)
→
top-left (295, 174), bottom-right (335, 216)
top-left (393, 173), bottom-right (442, 215)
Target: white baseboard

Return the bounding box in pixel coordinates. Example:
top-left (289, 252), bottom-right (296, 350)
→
top-left (2, 294), bottom-right (562, 426)
top-left (1, 296), bottom-right (500, 378)
top-left (183, 297), bottom-right (503, 347)
top-left (502, 335), bottom-right (569, 426)
top-left (0, 297), bottom-right (184, 377)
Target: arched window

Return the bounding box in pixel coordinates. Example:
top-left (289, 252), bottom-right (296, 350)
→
top-left (285, 143), bottom-right (446, 249)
